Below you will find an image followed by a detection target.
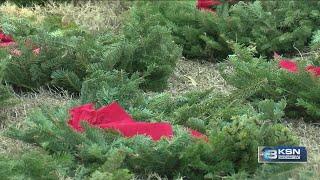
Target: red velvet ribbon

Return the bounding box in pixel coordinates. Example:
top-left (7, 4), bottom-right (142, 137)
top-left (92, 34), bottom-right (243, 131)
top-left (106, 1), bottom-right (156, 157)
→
top-left (274, 52), bottom-right (320, 76)
top-left (0, 30), bottom-right (40, 56)
top-left (196, 0), bottom-right (222, 12)
top-left (196, 0), bottom-right (239, 12)
top-left (68, 102), bottom-right (208, 141)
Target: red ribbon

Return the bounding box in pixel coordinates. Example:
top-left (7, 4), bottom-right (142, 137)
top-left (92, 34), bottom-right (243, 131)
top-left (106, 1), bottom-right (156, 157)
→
top-left (0, 31), bottom-right (40, 56)
top-left (196, 0), bottom-right (222, 12)
top-left (305, 65), bottom-right (320, 77)
top-left (274, 52), bottom-right (320, 76)
top-left (0, 31), bottom-right (16, 47)
top-left (196, 0), bottom-right (239, 12)
top-left (68, 102), bottom-right (208, 141)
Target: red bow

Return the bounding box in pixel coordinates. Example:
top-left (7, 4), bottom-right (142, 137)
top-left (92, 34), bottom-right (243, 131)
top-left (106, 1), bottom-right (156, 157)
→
top-left (68, 102), bottom-right (208, 141)
top-left (196, 0), bottom-right (222, 12)
top-left (0, 32), bottom-right (15, 47)
top-left (305, 65), bottom-right (320, 77)
top-left (274, 52), bottom-right (320, 76)
top-left (278, 59), bottom-right (298, 73)
top-left (0, 31), bottom-right (40, 56)
top-left (196, 0), bottom-right (239, 12)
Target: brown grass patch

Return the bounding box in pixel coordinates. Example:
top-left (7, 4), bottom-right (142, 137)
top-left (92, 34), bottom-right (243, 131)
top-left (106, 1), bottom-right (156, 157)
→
top-left (0, 88), bottom-right (71, 154)
top-left (36, 0), bottom-right (127, 32)
top-left (166, 58), bottom-right (232, 95)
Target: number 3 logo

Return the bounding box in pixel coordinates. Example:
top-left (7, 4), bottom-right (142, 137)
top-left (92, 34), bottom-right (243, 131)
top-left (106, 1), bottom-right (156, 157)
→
top-left (264, 150), bottom-right (277, 160)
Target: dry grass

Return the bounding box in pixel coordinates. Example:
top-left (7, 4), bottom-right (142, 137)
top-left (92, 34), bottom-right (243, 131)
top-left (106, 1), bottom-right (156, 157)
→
top-left (0, 2), bottom-right (45, 24)
top-left (0, 88), bottom-right (71, 154)
top-left (166, 58), bottom-right (232, 95)
top-left (0, 134), bottom-right (33, 154)
top-left (36, 0), bottom-right (126, 32)
top-left (1, 88), bottom-right (71, 127)
top-left (0, 1), bottom-right (126, 33)
top-left (0, 2), bottom-right (34, 17)
top-left (285, 119), bottom-right (320, 177)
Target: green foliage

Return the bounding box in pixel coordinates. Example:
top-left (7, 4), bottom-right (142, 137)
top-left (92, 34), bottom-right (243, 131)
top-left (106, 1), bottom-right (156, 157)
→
top-left (89, 149), bottom-right (133, 180)
top-left (0, 52), bottom-right (16, 121)
top-left (220, 0), bottom-right (320, 56)
top-left (0, 1), bottom-right (312, 179)
top-left (134, 0), bottom-right (320, 61)
top-left (80, 70), bottom-right (144, 109)
top-left (133, 1), bottom-right (231, 61)
top-left (226, 163), bottom-right (314, 180)
top-left (0, 147), bottom-right (133, 180)
top-left (1, 4), bottom-right (181, 92)
top-left (106, 4), bottom-right (182, 91)
top-left (252, 164), bottom-right (317, 180)
top-left (256, 99), bottom-right (286, 122)
top-left (1, 14), bottom-right (107, 92)
top-left (221, 44), bottom-right (320, 121)
top-left (209, 114), bottom-right (296, 175)
top-left (5, 79), bottom-right (299, 178)
top-left (90, 169), bottom-right (132, 180)
top-left (0, 84), bottom-right (13, 108)
top-left (0, 150), bottom-right (73, 179)
top-left (310, 30), bottom-right (320, 50)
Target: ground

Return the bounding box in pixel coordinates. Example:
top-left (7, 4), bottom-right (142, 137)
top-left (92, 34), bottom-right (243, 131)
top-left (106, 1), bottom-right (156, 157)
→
top-left (0, 58), bottom-right (319, 178)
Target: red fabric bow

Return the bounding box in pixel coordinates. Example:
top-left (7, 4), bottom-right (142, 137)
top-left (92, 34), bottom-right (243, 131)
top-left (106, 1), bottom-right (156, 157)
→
top-left (306, 65), bottom-right (320, 77)
top-left (278, 60), bottom-right (298, 73)
top-left (196, 0), bottom-right (222, 12)
top-left (68, 102), bottom-right (208, 141)
top-left (274, 52), bottom-right (298, 73)
top-left (0, 31), bottom-right (40, 56)
top-left (274, 52), bottom-right (320, 77)
top-left (0, 32), bottom-right (16, 47)
top-left (196, 0), bottom-right (239, 12)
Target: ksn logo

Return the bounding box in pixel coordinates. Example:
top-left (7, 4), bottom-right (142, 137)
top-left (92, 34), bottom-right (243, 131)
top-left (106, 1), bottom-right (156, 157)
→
top-left (258, 146), bottom-right (307, 163)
